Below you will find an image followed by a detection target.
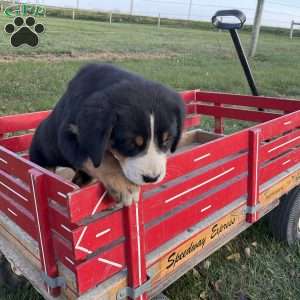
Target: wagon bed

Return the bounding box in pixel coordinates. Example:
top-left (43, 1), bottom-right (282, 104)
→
top-left (1, 90), bottom-right (300, 300)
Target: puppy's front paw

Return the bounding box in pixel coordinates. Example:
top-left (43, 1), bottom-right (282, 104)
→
top-left (105, 180), bottom-right (140, 207)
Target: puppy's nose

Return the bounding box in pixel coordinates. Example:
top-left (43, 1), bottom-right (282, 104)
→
top-left (143, 175), bottom-right (160, 183)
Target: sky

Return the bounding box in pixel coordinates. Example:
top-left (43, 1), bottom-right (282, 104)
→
top-left (35, 0), bottom-right (300, 28)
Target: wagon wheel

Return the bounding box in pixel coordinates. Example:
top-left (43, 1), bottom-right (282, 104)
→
top-left (0, 254), bottom-right (28, 291)
top-left (151, 293), bottom-right (170, 300)
top-left (268, 186), bottom-right (300, 245)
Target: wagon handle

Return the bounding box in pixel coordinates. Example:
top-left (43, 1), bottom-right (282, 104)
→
top-left (212, 10), bottom-right (246, 30)
top-left (211, 10), bottom-right (260, 99)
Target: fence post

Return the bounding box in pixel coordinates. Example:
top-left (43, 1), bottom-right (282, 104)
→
top-left (249, 0), bottom-right (265, 57)
top-left (246, 129), bottom-right (261, 223)
top-left (290, 20), bottom-right (294, 40)
top-left (157, 13), bottom-right (160, 29)
top-left (72, 9), bottom-right (75, 20)
top-left (109, 12), bottom-right (113, 24)
top-left (29, 169), bottom-right (62, 297)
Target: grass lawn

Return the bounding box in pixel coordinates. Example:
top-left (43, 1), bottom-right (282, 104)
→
top-left (0, 14), bottom-right (300, 300)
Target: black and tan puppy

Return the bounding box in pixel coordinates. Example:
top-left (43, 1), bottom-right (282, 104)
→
top-left (30, 64), bottom-right (185, 206)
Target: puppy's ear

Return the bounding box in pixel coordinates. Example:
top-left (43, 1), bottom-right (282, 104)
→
top-left (77, 92), bottom-right (115, 168)
top-left (57, 92), bottom-right (114, 169)
top-left (171, 98), bottom-right (186, 153)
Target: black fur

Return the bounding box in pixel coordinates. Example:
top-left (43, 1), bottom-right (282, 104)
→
top-left (30, 64), bottom-right (185, 174)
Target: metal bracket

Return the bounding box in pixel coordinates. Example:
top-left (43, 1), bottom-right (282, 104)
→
top-left (245, 204), bottom-right (260, 214)
top-left (42, 273), bottom-right (66, 289)
top-left (116, 276), bottom-right (152, 300)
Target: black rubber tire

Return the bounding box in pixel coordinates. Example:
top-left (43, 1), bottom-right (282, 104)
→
top-left (268, 186), bottom-right (300, 245)
top-left (0, 255), bottom-right (28, 291)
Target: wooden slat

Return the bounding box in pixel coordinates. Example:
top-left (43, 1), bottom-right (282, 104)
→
top-left (45, 175), bottom-right (78, 208)
top-left (196, 104), bottom-right (281, 123)
top-left (259, 110), bottom-right (300, 141)
top-left (53, 232), bottom-right (76, 270)
top-left (260, 147), bottom-right (300, 184)
top-left (143, 130), bottom-right (248, 192)
top-left (145, 177), bottom-right (247, 253)
top-left (0, 111), bottom-right (50, 134)
top-left (261, 129), bottom-right (300, 162)
top-left (195, 90), bottom-right (300, 112)
top-left (67, 183), bottom-right (114, 224)
top-left (0, 170), bottom-right (32, 211)
top-left (0, 147), bottom-right (78, 207)
top-left (0, 191), bottom-right (36, 240)
top-left (0, 147), bottom-right (31, 182)
top-left (49, 206), bottom-right (78, 242)
top-left (72, 210), bottom-right (124, 261)
top-left (143, 153), bottom-right (248, 224)
top-left (0, 134), bottom-right (33, 152)
top-left (76, 243), bottom-right (126, 294)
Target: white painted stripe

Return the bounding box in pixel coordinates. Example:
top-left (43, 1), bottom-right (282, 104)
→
top-left (97, 257), bottom-right (122, 269)
top-left (75, 226), bottom-right (92, 254)
top-left (284, 121), bottom-right (292, 125)
top-left (193, 153), bottom-right (211, 162)
top-left (7, 208), bottom-right (18, 217)
top-left (65, 257), bottom-right (75, 265)
top-left (95, 228), bottom-right (111, 238)
top-left (76, 246), bottom-right (92, 254)
top-left (282, 159), bottom-right (291, 166)
top-left (0, 158), bottom-right (8, 164)
top-left (92, 191), bottom-right (108, 215)
top-left (75, 226), bottom-right (88, 249)
top-left (135, 203), bottom-right (142, 287)
top-left (165, 167), bottom-right (235, 204)
top-left (200, 205), bottom-right (212, 213)
top-left (61, 224), bottom-right (72, 233)
top-left (57, 192), bottom-right (67, 199)
top-left (30, 174), bottom-right (49, 293)
top-left (0, 180), bottom-right (29, 202)
top-left (74, 191), bottom-right (108, 256)
top-left (268, 136), bottom-right (300, 153)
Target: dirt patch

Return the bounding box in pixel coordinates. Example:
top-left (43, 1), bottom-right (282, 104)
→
top-left (0, 51), bottom-right (177, 63)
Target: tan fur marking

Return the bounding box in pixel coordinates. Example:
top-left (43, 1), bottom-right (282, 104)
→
top-left (135, 136), bottom-right (144, 147)
top-left (82, 152), bottom-right (140, 206)
top-left (162, 131), bottom-right (170, 142)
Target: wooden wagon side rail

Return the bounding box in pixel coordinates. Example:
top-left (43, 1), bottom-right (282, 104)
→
top-left (195, 91), bottom-right (300, 112)
top-left (0, 111), bottom-right (50, 135)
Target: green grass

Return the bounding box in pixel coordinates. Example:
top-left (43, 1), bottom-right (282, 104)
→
top-left (0, 14), bottom-right (300, 299)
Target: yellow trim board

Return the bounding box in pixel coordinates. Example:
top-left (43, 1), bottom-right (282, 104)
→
top-left (260, 169), bottom-right (300, 205)
top-left (151, 205), bottom-right (245, 284)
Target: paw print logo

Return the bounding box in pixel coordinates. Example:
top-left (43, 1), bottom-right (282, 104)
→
top-left (4, 16), bottom-right (45, 47)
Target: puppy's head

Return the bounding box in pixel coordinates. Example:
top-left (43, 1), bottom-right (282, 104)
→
top-left (76, 80), bottom-right (185, 185)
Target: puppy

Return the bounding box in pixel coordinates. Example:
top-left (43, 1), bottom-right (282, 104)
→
top-left (30, 64), bottom-right (185, 206)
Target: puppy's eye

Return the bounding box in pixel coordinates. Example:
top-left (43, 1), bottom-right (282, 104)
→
top-left (135, 136), bottom-right (144, 147)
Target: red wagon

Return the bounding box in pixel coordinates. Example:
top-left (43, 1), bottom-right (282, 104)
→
top-left (1, 89), bottom-right (300, 300)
